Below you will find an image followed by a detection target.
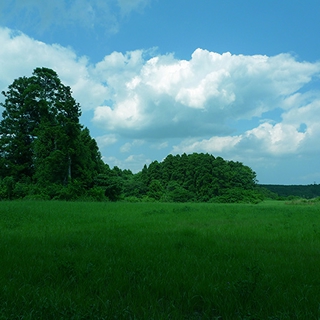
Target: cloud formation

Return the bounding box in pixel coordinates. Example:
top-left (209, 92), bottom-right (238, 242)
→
top-left (95, 134), bottom-right (118, 148)
top-left (92, 48), bottom-right (320, 141)
top-left (172, 93), bottom-right (320, 165)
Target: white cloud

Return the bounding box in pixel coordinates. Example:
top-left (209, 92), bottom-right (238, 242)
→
top-left (92, 48), bottom-right (320, 139)
top-left (120, 140), bottom-right (144, 153)
top-left (95, 134), bottom-right (118, 148)
top-left (103, 156), bottom-right (122, 169)
top-left (172, 136), bottom-right (242, 155)
top-left (172, 98), bottom-right (320, 161)
top-left (241, 122), bottom-right (306, 155)
top-left (152, 141), bottom-right (169, 150)
top-left (124, 154), bottom-right (152, 172)
top-left (105, 154), bottom-right (151, 172)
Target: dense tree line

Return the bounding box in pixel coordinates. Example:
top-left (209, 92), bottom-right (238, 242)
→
top-left (119, 153), bottom-right (263, 203)
top-left (260, 184), bottom-right (320, 199)
top-left (0, 68), bottom-right (263, 202)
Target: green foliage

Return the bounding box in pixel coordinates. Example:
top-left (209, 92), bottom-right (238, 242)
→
top-left (124, 196), bottom-right (141, 202)
top-left (95, 172), bottom-right (123, 201)
top-left (0, 68), bottom-right (82, 182)
top-left (261, 183), bottom-right (320, 199)
top-left (85, 187), bottom-right (106, 201)
top-left (125, 153), bottom-right (260, 203)
top-left (0, 177), bottom-right (15, 199)
top-left (53, 180), bottom-right (86, 201)
top-left (0, 68), bottom-right (106, 200)
top-left (72, 127), bottom-right (106, 188)
top-left (147, 179), bottom-right (164, 200)
top-left (210, 187), bottom-right (264, 204)
top-left (164, 181), bottom-right (196, 202)
top-left (123, 173), bottom-right (148, 198)
top-left (284, 196), bottom-right (320, 205)
top-left (256, 185), bottom-right (278, 200)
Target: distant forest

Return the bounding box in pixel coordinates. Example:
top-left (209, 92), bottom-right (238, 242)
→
top-left (1, 67), bottom-right (319, 202)
top-left (260, 184), bottom-right (320, 199)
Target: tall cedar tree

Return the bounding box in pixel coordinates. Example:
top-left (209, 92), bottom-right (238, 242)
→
top-left (0, 67), bottom-right (103, 187)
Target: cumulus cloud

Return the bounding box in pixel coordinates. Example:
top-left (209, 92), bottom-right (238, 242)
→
top-left (172, 94), bottom-right (320, 161)
top-left (0, 0), bottom-right (150, 34)
top-left (172, 136), bottom-right (242, 155)
top-left (92, 48), bottom-right (320, 140)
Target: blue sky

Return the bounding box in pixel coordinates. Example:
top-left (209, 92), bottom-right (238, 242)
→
top-left (1, 0), bottom-right (320, 184)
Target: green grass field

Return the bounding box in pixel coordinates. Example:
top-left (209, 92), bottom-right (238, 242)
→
top-left (1, 200), bottom-right (320, 319)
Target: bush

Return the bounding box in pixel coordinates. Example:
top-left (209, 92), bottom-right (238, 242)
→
top-left (163, 181), bottom-right (195, 202)
top-left (147, 180), bottom-right (164, 200)
top-left (141, 195), bottom-right (156, 202)
top-left (210, 188), bottom-right (264, 204)
top-left (53, 180), bottom-right (85, 201)
top-left (12, 182), bottom-right (30, 199)
top-left (124, 196), bottom-right (141, 202)
top-left (86, 187), bottom-right (106, 201)
top-left (1, 176), bottom-right (15, 199)
top-left (23, 194), bottom-right (50, 201)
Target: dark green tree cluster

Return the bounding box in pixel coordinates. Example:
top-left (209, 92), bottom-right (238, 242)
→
top-left (122, 153), bottom-right (263, 203)
top-left (0, 68), bottom-right (109, 200)
top-left (260, 183), bottom-right (320, 200)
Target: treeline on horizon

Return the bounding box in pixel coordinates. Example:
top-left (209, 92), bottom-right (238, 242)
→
top-left (260, 184), bottom-right (320, 200)
top-left (0, 67), bottom-right (319, 202)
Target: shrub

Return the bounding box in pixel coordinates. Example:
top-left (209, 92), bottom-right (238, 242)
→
top-left (141, 195), bottom-right (156, 202)
top-left (12, 182), bottom-right (30, 199)
top-left (210, 188), bottom-right (263, 204)
top-left (86, 187), bottom-right (107, 201)
top-left (124, 196), bottom-right (141, 202)
top-left (23, 194), bottom-right (50, 201)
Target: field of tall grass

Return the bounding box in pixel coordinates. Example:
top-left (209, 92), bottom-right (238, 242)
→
top-left (0, 200), bottom-right (320, 319)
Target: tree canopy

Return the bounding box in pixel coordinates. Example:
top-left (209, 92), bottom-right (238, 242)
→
top-left (0, 67), bottom-right (106, 199)
top-left (122, 153), bottom-right (263, 203)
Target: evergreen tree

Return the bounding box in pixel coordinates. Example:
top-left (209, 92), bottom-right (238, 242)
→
top-left (0, 67), bottom-right (105, 199)
top-left (31, 68), bottom-right (82, 185)
top-left (0, 76), bottom-right (39, 179)
top-left (95, 165), bottom-right (123, 201)
top-left (0, 68), bottom-right (82, 183)
top-left (72, 127), bottom-right (105, 188)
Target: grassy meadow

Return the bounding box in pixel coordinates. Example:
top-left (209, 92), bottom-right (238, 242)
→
top-left (0, 200), bottom-right (320, 319)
